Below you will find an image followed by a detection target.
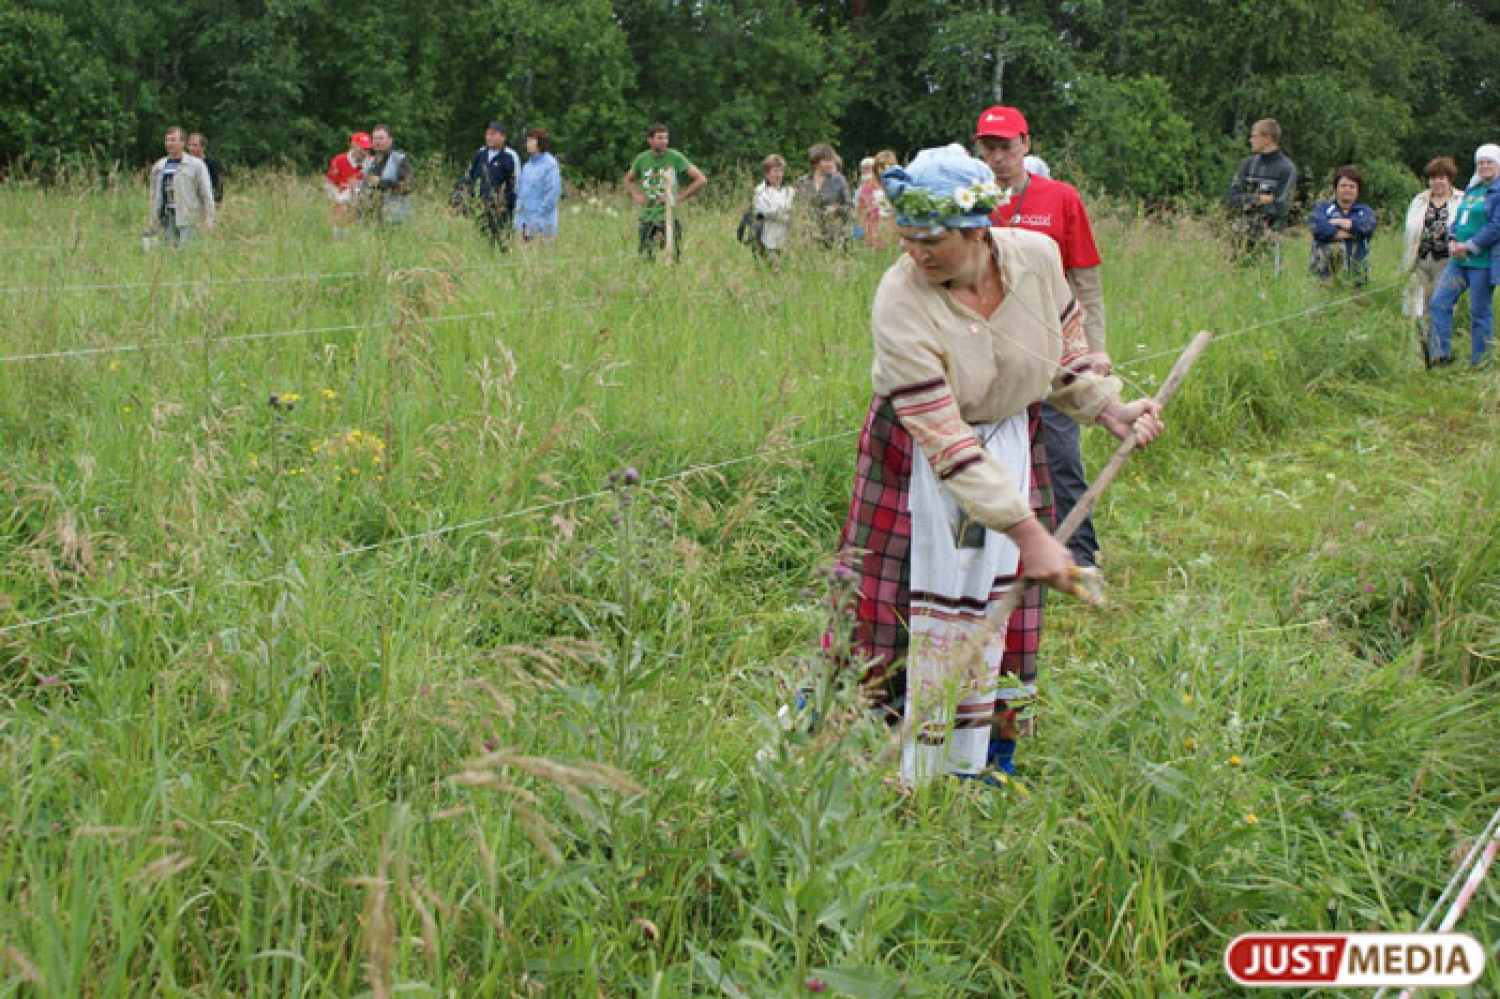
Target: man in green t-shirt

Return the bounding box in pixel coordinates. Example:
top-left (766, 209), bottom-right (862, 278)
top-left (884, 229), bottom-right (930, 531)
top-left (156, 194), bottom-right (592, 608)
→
top-left (623, 123), bottom-right (708, 259)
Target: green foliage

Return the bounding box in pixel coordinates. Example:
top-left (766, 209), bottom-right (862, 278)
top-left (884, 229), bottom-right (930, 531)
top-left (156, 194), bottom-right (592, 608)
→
top-left (1070, 74), bottom-right (1204, 200)
top-left (0, 8), bottom-right (127, 166)
top-left (4, 0), bottom-right (1500, 200)
top-left (612, 0), bottom-right (859, 172)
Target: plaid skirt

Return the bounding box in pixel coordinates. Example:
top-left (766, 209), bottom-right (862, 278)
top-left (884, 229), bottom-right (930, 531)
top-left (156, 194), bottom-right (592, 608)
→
top-left (834, 395), bottom-right (1053, 718)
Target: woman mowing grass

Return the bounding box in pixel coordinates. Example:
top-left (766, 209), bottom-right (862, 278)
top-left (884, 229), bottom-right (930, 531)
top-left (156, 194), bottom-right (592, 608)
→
top-left (832, 145), bottom-right (1164, 785)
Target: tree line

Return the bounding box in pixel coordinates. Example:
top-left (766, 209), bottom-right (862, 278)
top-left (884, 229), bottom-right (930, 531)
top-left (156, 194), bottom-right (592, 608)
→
top-left (4, 0), bottom-right (1499, 210)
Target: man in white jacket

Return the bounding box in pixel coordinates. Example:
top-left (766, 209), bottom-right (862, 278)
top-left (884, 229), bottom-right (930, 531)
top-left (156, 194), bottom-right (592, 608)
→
top-left (146, 126), bottom-right (216, 248)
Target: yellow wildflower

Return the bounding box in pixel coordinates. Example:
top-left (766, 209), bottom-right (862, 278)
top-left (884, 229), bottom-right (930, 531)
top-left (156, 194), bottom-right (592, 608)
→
top-left (1229, 755), bottom-right (1242, 767)
top-left (1244, 813), bottom-right (1259, 825)
top-left (322, 388), bottom-right (337, 400)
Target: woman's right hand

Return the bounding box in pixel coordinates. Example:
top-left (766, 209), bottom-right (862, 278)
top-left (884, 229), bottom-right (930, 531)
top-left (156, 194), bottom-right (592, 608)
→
top-left (1005, 516), bottom-right (1076, 588)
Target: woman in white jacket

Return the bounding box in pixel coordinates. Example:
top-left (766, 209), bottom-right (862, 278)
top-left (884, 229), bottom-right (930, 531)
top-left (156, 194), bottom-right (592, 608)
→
top-left (753, 154), bottom-right (796, 261)
top-left (1403, 157), bottom-right (1461, 362)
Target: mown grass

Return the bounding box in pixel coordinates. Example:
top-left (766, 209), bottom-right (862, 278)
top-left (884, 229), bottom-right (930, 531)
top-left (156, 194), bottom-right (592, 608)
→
top-left (0, 172), bottom-right (1496, 998)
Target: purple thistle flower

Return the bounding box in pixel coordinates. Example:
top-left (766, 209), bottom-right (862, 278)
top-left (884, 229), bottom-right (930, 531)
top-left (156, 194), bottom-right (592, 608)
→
top-left (484, 737), bottom-right (498, 752)
top-left (623, 467), bottom-right (640, 486)
top-left (806, 978), bottom-right (828, 993)
top-left (38, 675), bottom-right (62, 687)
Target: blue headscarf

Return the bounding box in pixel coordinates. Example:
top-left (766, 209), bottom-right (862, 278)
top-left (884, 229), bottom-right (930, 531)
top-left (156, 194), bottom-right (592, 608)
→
top-left (882, 144), bottom-right (1002, 231)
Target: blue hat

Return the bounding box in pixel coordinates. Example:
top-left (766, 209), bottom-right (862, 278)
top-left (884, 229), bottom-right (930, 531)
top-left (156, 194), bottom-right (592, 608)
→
top-left (882, 144), bottom-right (1007, 231)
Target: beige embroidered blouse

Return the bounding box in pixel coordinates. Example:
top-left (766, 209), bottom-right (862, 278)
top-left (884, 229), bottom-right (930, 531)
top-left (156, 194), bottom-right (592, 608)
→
top-left (870, 227), bottom-right (1121, 530)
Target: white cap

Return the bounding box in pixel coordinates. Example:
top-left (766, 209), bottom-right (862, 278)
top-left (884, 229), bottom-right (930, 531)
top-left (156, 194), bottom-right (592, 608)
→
top-left (1476, 143), bottom-right (1500, 165)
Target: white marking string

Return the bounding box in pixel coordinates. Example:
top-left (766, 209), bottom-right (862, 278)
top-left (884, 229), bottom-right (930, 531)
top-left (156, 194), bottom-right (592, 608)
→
top-left (0, 431), bottom-right (856, 636)
top-left (0, 285), bottom-right (775, 365)
top-left (0, 243), bottom-right (875, 294)
top-left (1117, 280), bottom-right (1403, 371)
top-left (0, 275), bottom-right (1397, 632)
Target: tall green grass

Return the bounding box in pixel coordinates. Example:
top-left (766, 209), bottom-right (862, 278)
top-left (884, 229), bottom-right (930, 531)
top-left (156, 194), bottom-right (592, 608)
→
top-left (0, 177), bottom-right (1495, 997)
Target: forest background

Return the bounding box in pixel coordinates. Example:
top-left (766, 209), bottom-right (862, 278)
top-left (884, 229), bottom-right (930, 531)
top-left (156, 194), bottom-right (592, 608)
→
top-left (5, 0), bottom-right (1500, 209)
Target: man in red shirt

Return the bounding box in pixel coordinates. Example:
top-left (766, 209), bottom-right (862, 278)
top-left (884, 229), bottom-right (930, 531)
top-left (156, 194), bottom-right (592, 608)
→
top-left (325, 131), bottom-right (372, 233)
top-left (975, 105), bottom-right (1109, 570)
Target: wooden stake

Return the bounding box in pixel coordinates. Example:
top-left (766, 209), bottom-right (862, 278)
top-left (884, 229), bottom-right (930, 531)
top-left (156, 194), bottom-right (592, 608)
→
top-left (954, 330), bottom-right (1214, 685)
top-left (662, 168), bottom-right (676, 262)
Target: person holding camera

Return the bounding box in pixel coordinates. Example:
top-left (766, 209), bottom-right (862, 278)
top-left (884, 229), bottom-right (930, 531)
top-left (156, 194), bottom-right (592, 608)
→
top-left (795, 143), bottom-right (853, 250)
top-left (752, 154), bottom-right (795, 261)
top-left (1227, 118), bottom-right (1298, 261)
top-left (361, 125), bottom-right (415, 225)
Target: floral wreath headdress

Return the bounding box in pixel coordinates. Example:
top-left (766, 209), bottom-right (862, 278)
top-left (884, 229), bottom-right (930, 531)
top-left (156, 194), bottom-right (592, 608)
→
top-left (881, 144), bottom-right (1010, 231)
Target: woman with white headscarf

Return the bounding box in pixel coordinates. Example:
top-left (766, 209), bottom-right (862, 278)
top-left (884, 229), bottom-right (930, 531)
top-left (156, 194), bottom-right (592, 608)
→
top-left (1429, 143), bottom-right (1500, 366)
top-left (832, 145), bottom-right (1163, 785)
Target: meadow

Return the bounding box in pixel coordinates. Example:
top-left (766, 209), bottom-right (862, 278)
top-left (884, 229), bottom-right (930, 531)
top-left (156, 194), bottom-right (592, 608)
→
top-left (0, 172), bottom-right (1497, 998)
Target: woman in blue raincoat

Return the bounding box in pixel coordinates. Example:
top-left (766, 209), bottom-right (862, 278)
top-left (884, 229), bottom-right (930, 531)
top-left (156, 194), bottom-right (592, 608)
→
top-left (515, 128), bottom-right (561, 244)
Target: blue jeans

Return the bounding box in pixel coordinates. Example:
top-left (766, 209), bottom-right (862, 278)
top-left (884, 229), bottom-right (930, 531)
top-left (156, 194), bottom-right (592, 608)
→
top-left (1429, 263), bottom-right (1495, 364)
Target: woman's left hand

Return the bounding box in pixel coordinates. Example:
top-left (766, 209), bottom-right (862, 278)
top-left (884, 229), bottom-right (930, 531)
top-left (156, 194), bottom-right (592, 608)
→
top-left (1097, 398), bottom-right (1164, 447)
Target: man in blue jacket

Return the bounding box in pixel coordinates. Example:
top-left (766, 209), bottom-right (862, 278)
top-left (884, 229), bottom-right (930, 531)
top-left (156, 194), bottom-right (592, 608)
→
top-left (1430, 144), bottom-right (1500, 366)
top-left (455, 122), bottom-right (518, 248)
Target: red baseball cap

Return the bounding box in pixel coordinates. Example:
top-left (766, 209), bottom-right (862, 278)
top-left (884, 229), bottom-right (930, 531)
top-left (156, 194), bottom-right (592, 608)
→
top-left (350, 132), bottom-right (373, 150)
top-left (974, 106), bottom-right (1029, 140)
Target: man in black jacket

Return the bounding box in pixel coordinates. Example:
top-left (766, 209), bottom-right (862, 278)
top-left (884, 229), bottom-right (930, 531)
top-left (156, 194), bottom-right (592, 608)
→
top-left (187, 133), bottom-right (223, 203)
top-left (1227, 118), bottom-right (1298, 263)
top-left (455, 122), bottom-right (518, 248)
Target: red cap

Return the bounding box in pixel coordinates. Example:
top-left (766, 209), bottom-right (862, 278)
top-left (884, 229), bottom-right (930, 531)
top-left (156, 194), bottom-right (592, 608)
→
top-left (974, 106), bottom-right (1028, 140)
top-left (350, 132), bottom-right (373, 150)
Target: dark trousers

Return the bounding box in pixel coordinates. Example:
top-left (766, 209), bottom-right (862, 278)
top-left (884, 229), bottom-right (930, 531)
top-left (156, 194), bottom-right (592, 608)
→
top-left (638, 220), bottom-right (682, 260)
top-left (1041, 401), bottom-right (1098, 568)
top-left (479, 205), bottom-right (513, 250)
